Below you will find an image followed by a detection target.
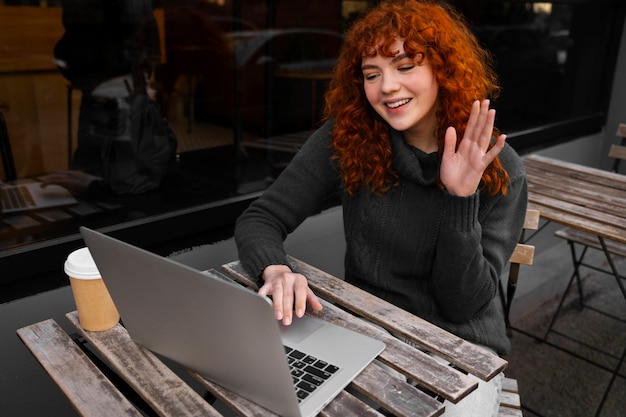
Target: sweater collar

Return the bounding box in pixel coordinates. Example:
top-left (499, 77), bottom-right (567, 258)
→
top-left (389, 129), bottom-right (440, 186)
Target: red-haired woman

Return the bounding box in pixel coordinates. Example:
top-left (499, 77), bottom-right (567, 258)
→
top-left (235, 1), bottom-right (527, 414)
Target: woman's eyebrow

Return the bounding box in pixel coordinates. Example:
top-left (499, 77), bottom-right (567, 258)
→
top-left (391, 53), bottom-right (409, 63)
top-left (361, 53), bottom-right (410, 71)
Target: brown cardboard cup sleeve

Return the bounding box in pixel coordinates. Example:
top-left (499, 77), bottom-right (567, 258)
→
top-left (64, 247), bottom-right (120, 331)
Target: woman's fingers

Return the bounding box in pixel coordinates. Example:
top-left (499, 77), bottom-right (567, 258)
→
top-left (258, 268), bottom-right (323, 326)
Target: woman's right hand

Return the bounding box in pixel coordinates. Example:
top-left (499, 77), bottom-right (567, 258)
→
top-left (258, 264), bottom-right (323, 326)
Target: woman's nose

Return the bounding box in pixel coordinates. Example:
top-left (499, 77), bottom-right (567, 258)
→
top-left (380, 72), bottom-right (400, 93)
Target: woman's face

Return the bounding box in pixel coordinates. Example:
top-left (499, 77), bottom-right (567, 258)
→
top-left (362, 39), bottom-right (439, 149)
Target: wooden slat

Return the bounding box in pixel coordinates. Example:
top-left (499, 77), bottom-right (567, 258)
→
top-left (498, 378), bottom-right (523, 416)
top-left (222, 259), bottom-right (507, 382)
top-left (17, 319), bottom-right (143, 417)
top-left (525, 176), bottom-right (626, 221)
top-left (348, 364), bottom-right (444, 417)
top-left (523, 155), bottom-right (626, 245)
top-left (65, 311), bottom-right (223, 417)
top-left (498, 391), bottom-right (521, 409)
top-left (222, 261), bottom-right (479, 405)
top-left (289, 257), bottom-right (508, 380)
top-left (527, 198), bottom-right (626, 240)
top-left (318, 299), bottom-right (478, 404)
top-left (524, 165), bottom-right (626, 210)
top-left (608, 144), bottom-right (626, 161)
top-left (501, 377), bottom-right (519, 393)
top-left (498, 405), bottom-right (524, 417)
top-left (524, 154), bottom-right (626, 189)
top-left (187, 371), bottom-right (283, 416)
top-left (523, 209), bottom-right (540, 230)
top-left (555, 228), bottom-right (626, 258)
top-left (616, 123), bottom-right (626, 138)
top-left (318, 390), bottom-right (388, 417)
top-left (509, 243), bottom-right (534, 265)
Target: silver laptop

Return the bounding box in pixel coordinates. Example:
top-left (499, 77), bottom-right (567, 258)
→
top-left (80, 226), bottom-right (385, 417)
top-left (1, 181), bottom-right (77, 213)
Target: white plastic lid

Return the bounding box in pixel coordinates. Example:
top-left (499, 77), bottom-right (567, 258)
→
top-left (64, 247), bottom-right (101, 280)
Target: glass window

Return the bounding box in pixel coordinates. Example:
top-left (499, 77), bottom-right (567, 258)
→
top-left (0, 0), bottom-right (623, 279)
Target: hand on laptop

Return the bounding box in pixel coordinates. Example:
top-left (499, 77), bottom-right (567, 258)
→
top-left (259, 264), bottom-right (323, 326)
top-left (39, 170), bottom-right (100, 195)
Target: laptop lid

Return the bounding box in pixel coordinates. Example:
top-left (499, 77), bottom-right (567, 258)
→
top-left (80, 226), bottom-right (385, 417)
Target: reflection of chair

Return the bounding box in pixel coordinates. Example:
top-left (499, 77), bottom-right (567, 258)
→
top-left (0, 112), bottom-right (17, 181)
top-left (500, 208), bottom-right (540, 336)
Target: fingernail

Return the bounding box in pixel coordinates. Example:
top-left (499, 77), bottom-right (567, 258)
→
top-left (297, 308), bottom-right (304, 317)
top-left (276, 311), bottom-right (283, 320)
top-left (284, 316), bottom-right (291, 325)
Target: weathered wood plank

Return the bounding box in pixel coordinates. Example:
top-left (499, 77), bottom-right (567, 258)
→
top-left (318, 390), bottom-right (387, 417)
top-left (349, 364), bottom-right (444, 417)
top-left (524, 154), bottom-right (626, 190)
top-left (555, 228), bottom-right (626, 258)
top-left (525, 193), bottom-right (626, 245)
top-left (187, 371), bottom-right (282, 416)
top-left (498, 391), bottom-right (521, 409)
top-left (523, 209), bottom-right (540, 230)
top-left (525, 188), bottom-right (626, 229)
top-left (525, 166), bottom-right (626, 211)
top-left (17, 319), bottom-right (143, 417)
top-left (525, 166), bottom-right (626, 204)
top-left (501, 377), bottom-right (519, 393)
top-left (608, 144), bottom-right (626, 162)
top-left (222, 260), bottom-right (480, 403)
top-left (65, 311), bottom-right (223, 417)
top-left (222, 259), bottom-right (507, 383)
top-left (498, 405), bottom-right (524, 417)
top-left (290, 257), bottom-right (507, 380)
top-left (509, 243), bottom-right (534, 265)
top-left (311, 299), bottom-right (478, 404)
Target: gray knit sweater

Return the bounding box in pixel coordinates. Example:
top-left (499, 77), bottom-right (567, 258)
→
top-left (235, 119), bottom-right (528, 356)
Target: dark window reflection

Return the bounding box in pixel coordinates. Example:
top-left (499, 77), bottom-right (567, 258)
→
top-left (0, 0), bottom-right (622, 259)
top-left (451, 1), bottom-right (619, 134)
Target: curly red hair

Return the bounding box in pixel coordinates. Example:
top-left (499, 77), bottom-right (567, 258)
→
top-left (323, 0), bottom-right (509, 196)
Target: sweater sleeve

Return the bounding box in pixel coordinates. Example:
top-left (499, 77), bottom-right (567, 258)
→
top-left (234, 120), bottom-right (341, 278)
top-left (431, 145), bottom-right (528, 323)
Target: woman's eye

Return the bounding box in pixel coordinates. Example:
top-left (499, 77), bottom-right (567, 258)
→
top-left (364, 73), bottom-right (379, 81)
top-left (399, 65), bottom-right (414, 72)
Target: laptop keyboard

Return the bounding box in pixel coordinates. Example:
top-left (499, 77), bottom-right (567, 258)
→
top-left (285, 345), bottom-right (340, 402)
top-left (1, 186), bottom-right (34, 210)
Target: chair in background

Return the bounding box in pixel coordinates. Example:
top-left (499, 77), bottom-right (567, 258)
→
top-left (609, 123), bottom-right (626, 172)
top-left (0, 112), bottom-right (17, 182)
top-left (494, 208), bottom-right (540, 417)
top-left (500, 208), bottom-right (541, 336)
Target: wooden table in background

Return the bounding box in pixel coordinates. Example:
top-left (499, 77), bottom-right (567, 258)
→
top-left (523, 154), bottom-right (626, 300)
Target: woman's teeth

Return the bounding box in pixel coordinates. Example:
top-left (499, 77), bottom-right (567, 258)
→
top-left (387, 99), bottom-right (410, 109)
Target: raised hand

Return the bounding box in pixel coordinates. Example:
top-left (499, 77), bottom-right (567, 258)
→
top-left (440, 100), bottom-right (506, 197)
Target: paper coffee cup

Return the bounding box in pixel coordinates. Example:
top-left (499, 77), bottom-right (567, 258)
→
top-left (64, 247), bottom-right (119, 331)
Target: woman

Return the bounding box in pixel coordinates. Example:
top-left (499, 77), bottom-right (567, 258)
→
top-left (235, 1), bottom-right (527, 414)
